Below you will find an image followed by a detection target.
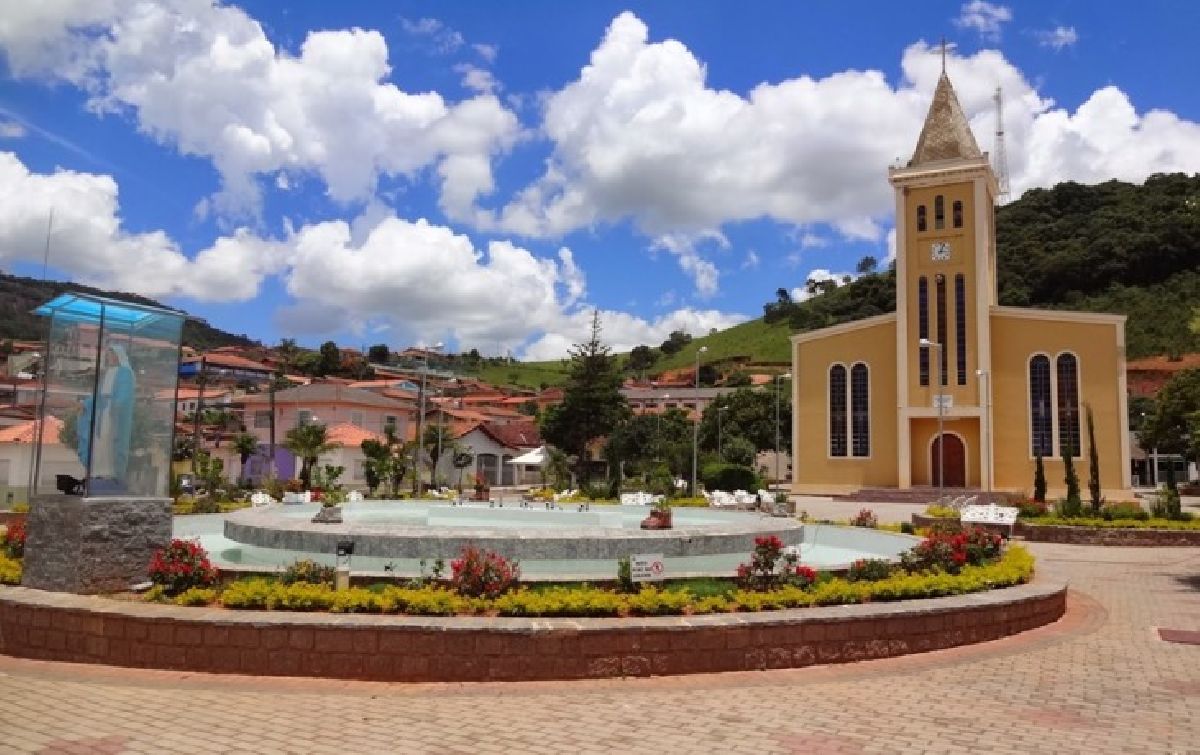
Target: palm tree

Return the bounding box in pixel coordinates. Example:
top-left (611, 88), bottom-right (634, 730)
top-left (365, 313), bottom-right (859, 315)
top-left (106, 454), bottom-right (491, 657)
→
top-left (232, 432), bottom-right (259, 484)
top-left (283, 423), bottom-right (336, 489)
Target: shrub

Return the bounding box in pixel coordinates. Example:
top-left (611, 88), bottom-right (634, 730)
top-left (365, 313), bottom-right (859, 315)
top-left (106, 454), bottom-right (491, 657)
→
top-left (0, 552), bottom-right (21, 584)
top-left (174, 587), bottom-right (218, 607)
top-left (846, 558), bottom-right (894, 582)
top-left (1149, 486), bottom-right (1185, 520)
top-left (899, 522), bottom-right (915, 535)
top-left (450, 546), bottom-right (519, 598)
top-left (281, 558), bottom-right (336, 586)
top-left (700, 462), bottom-right (760, 493)
top-left (615, 556), bottom-right (636, 594)
top-left (900, 527), bottom-right (1004, 575)
top-left (220, 578), bottom-right (276, 609)
top-left (1033, 453), bottom-right (1047, 503)
top-left (189, 495), bottom-right (221, 515)
top-left (735, 535), bottom-right (813, 591)
top-left (923, 504), bottom-right (960, 519)
top-left (148, 539), bottom-right (218, 595)
top-left (849, 508), bottom-right (878, 528)
top-left (1016, 498), bottom-right (1049, 519)
top-left (2, 519), bottom-right (25, 558)
top-left (1060, 448), bottom-right (1083, 517)
top-left (1100, 501), bottom-right (1148, 521)
top-left (627, 586), bottom-right (694, 616)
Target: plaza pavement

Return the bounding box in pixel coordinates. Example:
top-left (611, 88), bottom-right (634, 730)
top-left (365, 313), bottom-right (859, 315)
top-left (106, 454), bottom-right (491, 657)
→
top-left (0, 539), bottom-right (1197, 752)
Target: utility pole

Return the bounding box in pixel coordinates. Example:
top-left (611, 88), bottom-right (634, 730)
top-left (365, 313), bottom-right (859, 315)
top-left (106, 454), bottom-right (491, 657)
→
top-left (691, 346), bottom-right (708, 496)
top-left (774, 372), bottom-right (792, 488)
top-left (191, 356), bottom-right (206, 473)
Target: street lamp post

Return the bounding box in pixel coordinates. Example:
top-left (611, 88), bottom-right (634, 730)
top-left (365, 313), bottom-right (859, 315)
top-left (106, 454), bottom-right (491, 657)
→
top-left (976, 369), bottom-right (991, 493)
top-left (774, 372), bottom-right (792, 488)
top-left (717, 406), bottom-right (728, 458)
top-left (692, 346), bottom-right (708, 496)
top-left (412, 342), bottom-right (444, 494)
top-left (919, 338), bottom-right (945, 499)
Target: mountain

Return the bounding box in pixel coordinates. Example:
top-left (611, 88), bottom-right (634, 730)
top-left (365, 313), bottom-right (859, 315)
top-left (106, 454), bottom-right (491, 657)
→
top-left (0, 272), bottom-right (258, 351)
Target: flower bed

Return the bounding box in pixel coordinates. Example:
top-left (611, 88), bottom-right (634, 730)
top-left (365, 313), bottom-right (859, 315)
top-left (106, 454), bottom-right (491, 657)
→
top-left (1017, 518), bottom-right (1200, 546)
top-left (1022, 516), bottom-right (1200, 530)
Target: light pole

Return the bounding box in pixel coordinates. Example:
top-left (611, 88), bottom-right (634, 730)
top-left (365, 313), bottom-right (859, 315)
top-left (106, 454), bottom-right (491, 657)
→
top-left (774, 372), bottom-right (792, 488)
top-left (920, 338), bottom-right (945, 498)
top-left (976, 369), bottom-right (991, 493)
top-left (435, 377), bottom-right (456, 489)
top-left (412, 342), bottom-right (443, 494)
top-left (717, 406), bottom-right (729, 458)
top-left (692, 346), bottom-right (708, 496)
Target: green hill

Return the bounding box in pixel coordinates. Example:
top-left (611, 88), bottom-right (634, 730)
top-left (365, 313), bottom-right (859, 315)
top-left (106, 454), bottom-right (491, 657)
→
top-left (0, 272), bottom-right (258, 351)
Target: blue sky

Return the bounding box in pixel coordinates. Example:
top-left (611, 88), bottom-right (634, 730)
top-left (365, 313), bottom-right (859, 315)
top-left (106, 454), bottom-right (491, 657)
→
top-left (1, 1), bottom-right (1198, 358)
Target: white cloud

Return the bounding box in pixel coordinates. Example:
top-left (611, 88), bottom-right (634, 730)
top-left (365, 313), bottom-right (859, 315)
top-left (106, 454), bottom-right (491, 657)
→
top-left (954, 1), bottom-right (1013, 41)
top-left (456, 63), bottom-right (499, 94)
top-left (1035, 26), bottom-right (1078, 51)
top-left (0, 119), bottom-right (26, 139)
top-left (473, 43), bottom-right (499, 63)
top-left (0, 151), bottom-right (283, 300)
top-left (400, 17), bottom-right (464, 54)
top-left (474, 13), bottom-right (1200, 262)
top-left (0, 1), bottom-right (520, 219)
top-left (521, 307), bottom-right (746, 362)
top-left (742, 249), bottom-right (760, 270)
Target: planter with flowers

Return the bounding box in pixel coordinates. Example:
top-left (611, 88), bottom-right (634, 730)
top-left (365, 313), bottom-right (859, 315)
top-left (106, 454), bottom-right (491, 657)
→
top-left (640, 499), bottom-right (673, 530)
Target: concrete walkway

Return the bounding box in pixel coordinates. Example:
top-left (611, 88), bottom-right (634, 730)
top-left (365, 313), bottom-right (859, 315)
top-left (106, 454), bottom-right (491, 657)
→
top-left (0, 541), bottom-right (1197, 753)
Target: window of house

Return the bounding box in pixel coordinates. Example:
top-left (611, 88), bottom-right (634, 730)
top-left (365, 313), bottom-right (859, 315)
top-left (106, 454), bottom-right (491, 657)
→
top-left (1057, 353), bottom-right (1081, 456)
top-left (934, 195), bottom-right (945, 230)
top-left (829, 365), bottom-right (848, 457)
top-left (350, 411), bottom-right (364, 428)
top-left (918, 277), bottom-right (929, 386)
top-left (1029, 355), bottom-right (1053, 457)
top-left (952, 200), bottom-right (963, 228)
top-left (297, 410), bottom-right (313, 426)
top-left (354, 460), bottom-right (367, 481)
top-left (253, 410), bottom-right (271, 429)
top-left (384, 415), bottom-right (397, 433)
top-left (935, 274), bottom-right (947, 385)
top-left (850, 363), bottom-right (870, 457)
top-left (955, 274), bottom-right (967, 385)
top-left (477, 453), bottom-right (499, 486)
top-left (917, 205), bottom-right (927, 232)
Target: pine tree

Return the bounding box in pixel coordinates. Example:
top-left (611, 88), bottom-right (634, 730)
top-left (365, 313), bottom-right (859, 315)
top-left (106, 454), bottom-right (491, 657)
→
top-left (1061, 446), bottom-right (1082, 518)
top-left (1033, 452), bottom-right (1047, 503)
top-left (1085, 405), bottom-right (1102, 514)
top-left (540, 311), bottom-right (630, 484)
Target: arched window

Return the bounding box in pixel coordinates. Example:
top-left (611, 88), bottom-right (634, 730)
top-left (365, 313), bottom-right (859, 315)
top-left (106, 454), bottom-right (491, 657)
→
top-left (952, 200), bottom-right (964, 228)
top-left (1057, 353), bottom-right (1081, 456)
top-left (917, 205), bottom-right (927, 232)
top-left (934, 195), bottom-right (945, 230)
top-left (829, 365), bottom-right (848, 457)
top-left (850, 363), bottom-right (870, 457)
top-left (918, 277), bottom-right (929, 386)
top-left (477, 453), bottom-right (499, 486)
top-left (935, 274), bottom-right (947, 385)
top-left (955, 274), bottom-right (967, 385)
top-left (1029, 356), bottom-right (1052, 457)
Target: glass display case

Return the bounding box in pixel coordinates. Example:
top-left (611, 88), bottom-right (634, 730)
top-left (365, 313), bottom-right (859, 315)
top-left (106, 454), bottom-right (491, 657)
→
top-left (30, 293), bottom-right (184, 499)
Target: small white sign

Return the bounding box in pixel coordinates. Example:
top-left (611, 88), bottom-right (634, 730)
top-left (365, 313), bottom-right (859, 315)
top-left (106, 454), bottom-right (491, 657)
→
top-left (933, 394), bottom-right (954, 410)
top-left (631, 553), bottom-right (666, 582)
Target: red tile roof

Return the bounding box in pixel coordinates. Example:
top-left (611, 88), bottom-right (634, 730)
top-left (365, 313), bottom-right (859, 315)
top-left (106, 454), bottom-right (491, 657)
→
top-left (477, 421), bottom-right (541, 450)
top-left (184, 353), bottom-right (274, 373)
top-left (0, 417), bottom-right (63, 444)
top-left (325, 422), bottom-right (383, 448)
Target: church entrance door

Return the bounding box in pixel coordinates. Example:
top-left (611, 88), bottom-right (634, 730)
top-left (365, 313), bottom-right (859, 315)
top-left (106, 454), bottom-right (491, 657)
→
top-left (932, 434), bottom-right (966, 488)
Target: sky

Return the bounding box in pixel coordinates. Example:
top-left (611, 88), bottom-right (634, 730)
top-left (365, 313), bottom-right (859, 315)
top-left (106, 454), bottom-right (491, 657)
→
top-left (1, 1), bottom-right (1198, 359)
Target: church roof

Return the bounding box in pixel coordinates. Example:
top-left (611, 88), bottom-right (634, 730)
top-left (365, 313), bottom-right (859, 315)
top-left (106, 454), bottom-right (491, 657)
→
top-left (909, 72), bottom-right (982, 166)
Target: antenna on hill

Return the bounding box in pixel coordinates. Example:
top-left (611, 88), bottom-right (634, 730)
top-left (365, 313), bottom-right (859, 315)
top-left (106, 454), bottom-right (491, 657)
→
top-left (40, 208), bottom-right (54, 280)
top-left (992, 87), bottom-right (1011, 203)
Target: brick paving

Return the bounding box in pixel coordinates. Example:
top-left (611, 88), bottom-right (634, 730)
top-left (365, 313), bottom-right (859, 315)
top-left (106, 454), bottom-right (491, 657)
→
top-left (0, 541), bottom-right (1196, 754)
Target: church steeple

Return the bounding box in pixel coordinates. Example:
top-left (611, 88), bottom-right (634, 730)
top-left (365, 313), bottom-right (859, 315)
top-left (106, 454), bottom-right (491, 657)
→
top-left (908, 72), bottom-right (982, 167)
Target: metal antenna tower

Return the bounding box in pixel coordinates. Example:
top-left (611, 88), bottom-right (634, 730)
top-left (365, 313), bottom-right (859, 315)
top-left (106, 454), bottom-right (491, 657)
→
top-left (992, 87), bottom-right (1011, 202)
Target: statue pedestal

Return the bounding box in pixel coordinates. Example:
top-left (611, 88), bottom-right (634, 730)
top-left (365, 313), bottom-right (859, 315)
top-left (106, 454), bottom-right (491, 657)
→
top-left (22, 495), bottom-right (172, 594)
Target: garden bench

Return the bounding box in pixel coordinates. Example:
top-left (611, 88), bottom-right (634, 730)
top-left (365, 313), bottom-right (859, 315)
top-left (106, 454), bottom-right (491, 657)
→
top-left (961, 503), bottom-right (1019, 537)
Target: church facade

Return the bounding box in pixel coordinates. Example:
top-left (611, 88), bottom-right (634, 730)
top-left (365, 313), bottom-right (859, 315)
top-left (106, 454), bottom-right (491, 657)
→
top-left (790, 71), bottom-right (1131, 498)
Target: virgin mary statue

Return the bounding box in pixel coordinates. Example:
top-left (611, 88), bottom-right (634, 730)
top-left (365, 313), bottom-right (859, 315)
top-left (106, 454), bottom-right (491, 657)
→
top-left (76, 343), bottom-right (136, 492)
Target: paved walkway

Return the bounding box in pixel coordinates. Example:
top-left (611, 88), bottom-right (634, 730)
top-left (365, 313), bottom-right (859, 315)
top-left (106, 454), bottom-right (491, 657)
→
top-left (0, 542), bottom-right (1197, 754)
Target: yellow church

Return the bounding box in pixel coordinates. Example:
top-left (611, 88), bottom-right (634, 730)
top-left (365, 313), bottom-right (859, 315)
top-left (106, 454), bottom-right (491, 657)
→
top-left (790, 70), bottom-right (1131, 499)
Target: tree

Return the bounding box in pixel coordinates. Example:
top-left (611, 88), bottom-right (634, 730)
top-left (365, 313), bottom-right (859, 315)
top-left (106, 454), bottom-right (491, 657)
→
top-left (696, 388), bottom-right (790, 454)
top-left (1060, 446), bottom-right (1082, 517)
top-left (627, 345), bottom-right (657, 373)
top-left (697, 363), bottom-right (719, 387)
top-left (1085, 405), bottom-right (1103, 513)
top-left (317, 341), bottom-right (341, 376)
top-left (723, 371), bottom-right (752, 387)
top-left (283, 423), bottom-right (336, 489)
top-left (1140, 368), bottom-right (1200, 462)
top-left (659, 330), bottom-right (692, 356)
top-left (540, 311), bottom-right (630, 483)
top-left (367, 344), bottom-right (390, 364)
top-left (422, 422), bottom-right (456, 485)
top-left (232, 432), bottom-right (259, 483)
top-left (855, 256), bottom-right (878, 275)
top-left (604, 409), bottom-right (692, 482)
top-left (360, 438), bottom-right (391, 495)
top-left (721, 435), bottom-right (756, 467)
top-left (1033, 452), bottom-right (1047, 503)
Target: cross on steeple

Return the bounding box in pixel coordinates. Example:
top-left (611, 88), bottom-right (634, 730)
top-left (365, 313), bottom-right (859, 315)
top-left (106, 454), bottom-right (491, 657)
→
top-left (940, 37), bottom-right (947, 73)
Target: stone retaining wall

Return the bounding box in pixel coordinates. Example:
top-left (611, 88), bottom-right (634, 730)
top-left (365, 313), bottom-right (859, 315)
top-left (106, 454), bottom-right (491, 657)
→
top-left (1016, 522), bottom-right (1200, 546)
top-left (0, 582), bottom-right (1066, 682)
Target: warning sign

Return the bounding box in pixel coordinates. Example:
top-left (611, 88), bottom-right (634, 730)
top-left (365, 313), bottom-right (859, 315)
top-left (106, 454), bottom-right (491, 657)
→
top-left (630, 553), bottom-right (665, 582)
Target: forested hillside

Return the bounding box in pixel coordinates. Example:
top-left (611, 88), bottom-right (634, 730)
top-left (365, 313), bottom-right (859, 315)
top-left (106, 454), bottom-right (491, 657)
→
top-left (0, 273), bottom-right (258, 351)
